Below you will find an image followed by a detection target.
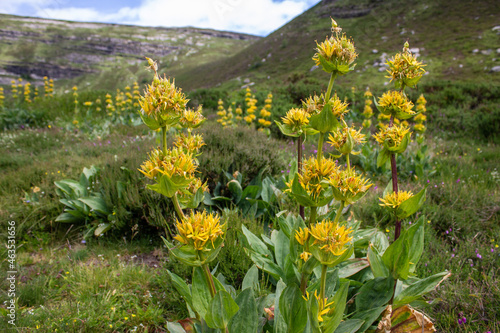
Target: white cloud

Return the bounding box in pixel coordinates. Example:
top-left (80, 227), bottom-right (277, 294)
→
top-left (0, 0), bottom-right (54, 13)
top-left (26, 0), bottom-right (317, 36)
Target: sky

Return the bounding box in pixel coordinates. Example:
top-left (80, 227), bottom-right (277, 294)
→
top-left (0, 0), bottom-right (320, 36)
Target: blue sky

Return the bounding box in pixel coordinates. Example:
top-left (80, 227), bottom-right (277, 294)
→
top-left (0, 0), bottom-right (320, 36)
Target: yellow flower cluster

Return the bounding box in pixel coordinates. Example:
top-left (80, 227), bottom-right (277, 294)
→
top-left (43, 76), bottom-right (54, 97)
top-left (328, 168), bottom-right (372, 204)
top-left (179, 106), bottom-right (205, 129)
top-left (379, 191), bottom-right (414, 209)
top-left (303, 93), bottom-right (349, 118)
top-left (414, 94), bottom-right (427, 134)
top-left (312, 20), bottom-right (357, 74)
top-left (0, 87), bottom-right (4, 108)
top-left (139, 60), bottom-right (188, 123)
top-left (386, 42), bottom-right (426, 88)
top-left (377, 90), bottom-right (415, 119)
top-left (327, 126), bottom-right (365, 154)
top-left (139, 147), bottom-right (196, 181)
top-left (293, 157), bottom-right (338, 199)
top-left (281, 108), bottom-right (310, 133)
top-left (309, 221), bottom-right (353, 256)
top-left (258, 93), bottom-right (273, 127)
top-left (373, 123), bottom-right (411, 150)
top-left (303, 290), bottom-right (335, 322)
top-left (362, 89), bottom-right (373, 128)
top-left (174, 133), bottom-right (205, 153)
top-left (24, 82), bottom-right (32, 103)
top-left (174, 211), bottom-right (225, 251)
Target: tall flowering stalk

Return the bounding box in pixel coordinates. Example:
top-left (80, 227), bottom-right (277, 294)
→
top-left (374, 42), bottom-right (427, 241)
top-left (138, 59), bottom-right (226, 328)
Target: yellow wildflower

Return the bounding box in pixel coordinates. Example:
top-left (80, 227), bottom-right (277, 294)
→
top-left (291, 157), bottom-right (338, 199)
top-left (174, 211), bottom-right (225, 251)
top-left (328, 126), bottom-right (365, 155)
top-left (328, 167), bottom-right (372, 204)
top-left (373, 123), bottom-right (411, 151)
top-left (295, 227), bottom-right (310, 245)
top-left (386, 42), bottom-right (426, 88)
top-left (173, 133), bottom-right (205, 153)
top-left (379, 191), bottom-right (414, 209)
top-left (303, 93), bottom-right (349, 118)
top-left (377, 90), bottom-right (415, 119)
top-left (309, 221), bottom-right (353, 257)
top-left (179, 106), bottom-right (204, 129)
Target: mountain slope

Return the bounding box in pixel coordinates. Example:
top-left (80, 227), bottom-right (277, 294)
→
top-left (173, 0), bottom-right (500, 91)
top-left (0, 14), bottom-right (259, 89)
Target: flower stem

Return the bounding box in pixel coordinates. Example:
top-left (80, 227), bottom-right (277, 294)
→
top-left (334, 201), bottom-right (345, 224)
top-left (202, 263), bottom-right (217, 298)
top-left (162, 126), bottom-right (167, 155)
top-left (298, 135), bottom-right (305, 219)
top-left (172, 193), bottom-right (185, 220)
top-left (320, 264), bottom-right (328, 302)
top-left (388, 115), bottom-right (401, 241)
top-left (300, 272), bottom-right (308, 295)
top-left (309, 206), bottom-right (317, 227)
top-left (346, 154), bottom-right (351, 173)
top-left (325, 72), bottom-right (337, 102)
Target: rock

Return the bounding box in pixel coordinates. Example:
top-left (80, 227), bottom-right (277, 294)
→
top-left (409, 47), bottom-right (420, 54)
top-left (472, 49), bottom-right (479, 54)
top-left (497, 48), bottom-right (500, 54)
top-left (492, 26), bottom-right (500, 33)
top-left (481, 49), bottom-right (492, 55)
top-left (243, 78), bottom-right (250, 83)
top-left (310, 65), bottom-right (319, 72)
top-left (378, 67), bottom-right (387, 72)
top-left (261, 58), bottom-right (266, 62)
top-left (491, 66), bottom-right (500, 72)
top-left (372, 49), bottom-right (378, 54)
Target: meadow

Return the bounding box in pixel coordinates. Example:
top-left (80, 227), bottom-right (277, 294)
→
top-left (0, 23), bottom-right (499, 333)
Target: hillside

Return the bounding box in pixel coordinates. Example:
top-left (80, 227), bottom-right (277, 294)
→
top-left (173, 0), bottom-right (500, 91)
top-left (0, 14), bottom-right (259, 90)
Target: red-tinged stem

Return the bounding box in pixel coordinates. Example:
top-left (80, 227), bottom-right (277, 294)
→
top-left (389, 115), bottom-right (400, 241)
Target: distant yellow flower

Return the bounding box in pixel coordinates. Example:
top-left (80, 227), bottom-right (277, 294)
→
top-left (173, 133), bottom-right (205, 153)
top-left (414, 123), bottom-right (426, 133)
top-left (379, 191), bottom-right (414, 209)
top-left (174, 211), bottom-right (225, 251)
top-left (364, 90), bottom-right (373, 98)
top-left (33, 186), bottom-right (41, 193)
top-left (83, 101), bottom-right (93, 107)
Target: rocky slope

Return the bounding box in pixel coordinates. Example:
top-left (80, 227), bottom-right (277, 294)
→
top-left (0, 14), bottom-right (259, 87)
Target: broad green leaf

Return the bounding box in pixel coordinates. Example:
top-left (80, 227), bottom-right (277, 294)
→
top-left (242, 265), bottom-right (260, 294)
top-left (396, 187), bottom-right (427, 219)
top-left (394, 271), bottom-right (451, 306)
top-left (275, 121), bottom-right (301, 137)
top-left (274, 279), bottom-right (288, 333)
top-left (386, 132), bottom-right (410, 154)
top-left (382, 235), bottom-right (411, 280)
top-left (404, 215), bottom-right (425, 273)
top-left (166, 321), bottom-right (186, 333)
top-left (367, 246), bottom-right (390, 278)
top-left (333, 319), bottom-right (364, 333)
top-left (274, 230), bottom-right (290, 270)
top-left (94, 223), bottom-right (111, 236)
top-left (382, 181), bottom-right (393, 200)
top-left (370, 231), bottom-right (390, 255)
top-left (337, 259), bottom-right (370, 279)
top-left (229, 288), bottom-right (258, 333)
top-left (290, 173), bottom-right (317, 207)
top-left (322, 280), bottom-right (350, 333)
top-left (245, 250), bottom-right (284, 281)
top-left (279, 284), bottom-right (307, 333)
top-left (205, 290), bottom-right (239, 329)
top-left (377, 148), bottom-right (392, 168)
top-left (241, 225), bottom-right (273, 258)
top-left (139, 112), bottom-right (161, 130)
top-left (309, 104), bottom-right (339, 133)
top-left (167, 270), bottom-right (194, 312)
top-left (355, 277), bottom-right (394, 312)
top-left (351, 306), bottom-right (386, 333)
top-left (191, 267), bottom-right (212, 318)
top-left (79, 197), bottom-right (111, 215)
top-left (228, 180), bottom-right (243, 204)
top-left (55, 212), bottom-right (83, 223)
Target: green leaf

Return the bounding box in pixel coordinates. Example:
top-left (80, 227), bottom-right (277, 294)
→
top-left (386, 132), bottom-right (410, 154)
top-left (191, 267), bottom-right (212, 318)
top-left (274, 230), bottom-right (290, 270)
top-left (394, 271), bottom-right (451, 306)
top-left (229, 288), bottom-right (259, 333)
top-left (274, 279), bottom-right (288, 333)
top-left (55, 212), bottom-right (83, 223)
top-left (351, 306), bottom-right (386, 333)
top-left (333, 319), bottom-right (364, 333)
top-left (309, 103), bottom-right (339, 133)
top-left (337, 259), bottom-right (370, 279)
top-left (404, 216), bottom-right (425, 273)
top-left (94, 223), bottom-right (112, 236)
top-left (55, 179), bottom-right (87, 198)
top-left (396, 187), bottom-right (427, 219)
top-left (166, 321), bottom-right (186, 333)
top-left (139, 112), bottom-right (161, 130)
top-left (241, 225), bottom-right (273, 258)
top-left (245, 250), bottom-right (284, 281)
top-left (367, 246), bottom-right (390, 278)
top-left (205, 290), bottom-right (239, 329)
top-left (355, 277), bottom-right (394, 312)
top-left (377, 148), bottom-right (392, 168)
top-left (79, 196), bottom-right (111, 215)
top-left (228, 179), bottom-right (243, 204)
top-left (306, 292), bottom-right (321, 333)
top-left (276, 121), bottom-right (301, 137)
top-left (242, 265), bottom-right (259, 294)
top-left (279, 284), bottom-right (307, 333)
top-left (382, 235), bottom-right (411, 280)
top-left (322, 280), bottom-right (350, 333)
top-left (317, 53), bottom-right (336, 73)
top-left (290, 173), bottom-right (316, 207)
top-left (167, 270), bottom-right (194, 313)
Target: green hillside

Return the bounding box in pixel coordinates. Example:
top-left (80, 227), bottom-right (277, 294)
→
top-left (173, 0), bottom-right (500, 91)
